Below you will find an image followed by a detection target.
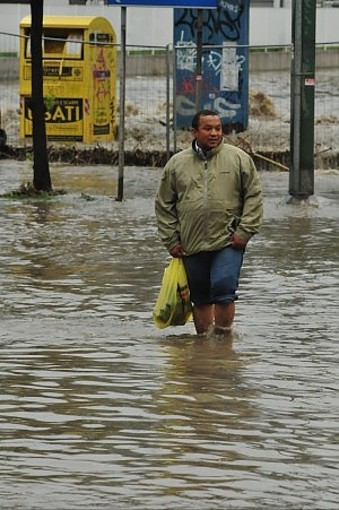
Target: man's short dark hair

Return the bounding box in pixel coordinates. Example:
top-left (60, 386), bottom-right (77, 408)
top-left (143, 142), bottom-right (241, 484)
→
top-left (191, 109), bottom-right (219, 130)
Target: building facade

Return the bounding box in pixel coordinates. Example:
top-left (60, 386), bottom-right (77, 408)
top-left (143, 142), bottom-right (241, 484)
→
top-left (1, 0), bottom-right (339, 49)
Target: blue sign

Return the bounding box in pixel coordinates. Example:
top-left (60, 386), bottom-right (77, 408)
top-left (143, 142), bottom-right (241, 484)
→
top-left (107, 0), bottom-right (218, 7)
top-left (174, 0), bottom-right (249, 132)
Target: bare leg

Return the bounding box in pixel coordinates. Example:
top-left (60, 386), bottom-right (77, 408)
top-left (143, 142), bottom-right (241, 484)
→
top-left (214, 302), bottom-right (235, 329)
top-left (193, 304), bottom-right (214, 334)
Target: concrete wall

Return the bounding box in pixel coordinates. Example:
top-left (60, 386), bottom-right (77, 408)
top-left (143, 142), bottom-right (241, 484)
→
top-left (1, 3), bottom-right (339, 51)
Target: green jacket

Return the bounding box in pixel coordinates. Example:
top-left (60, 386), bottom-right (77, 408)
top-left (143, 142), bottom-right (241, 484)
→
top-left (155, 141), bottom-right (263, 256)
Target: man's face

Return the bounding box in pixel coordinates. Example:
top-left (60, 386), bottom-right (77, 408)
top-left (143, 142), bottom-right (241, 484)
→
top-left (192, 114), bottom-right (223, 150)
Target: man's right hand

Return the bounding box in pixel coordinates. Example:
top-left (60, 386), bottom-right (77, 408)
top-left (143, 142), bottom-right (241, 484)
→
top-left (170, 244), bottom-right (185, 258)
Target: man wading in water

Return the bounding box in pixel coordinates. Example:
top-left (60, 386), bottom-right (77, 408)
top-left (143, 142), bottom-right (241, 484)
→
top-left (155, 110), bottom-right (263, 335)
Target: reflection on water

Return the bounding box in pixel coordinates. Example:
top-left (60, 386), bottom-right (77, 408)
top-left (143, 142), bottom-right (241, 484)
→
top-left (0, 162), bottom-right (338, 509)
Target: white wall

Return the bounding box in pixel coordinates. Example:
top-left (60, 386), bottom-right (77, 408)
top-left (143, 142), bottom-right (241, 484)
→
top-left (1, 2), bottom-right (174, 48)
top-left (1, 2), bottom-right (339, 50)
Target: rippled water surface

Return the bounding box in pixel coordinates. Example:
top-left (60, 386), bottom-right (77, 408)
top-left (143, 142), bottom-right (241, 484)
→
top-left (0, 162), bottom-right (338, 509)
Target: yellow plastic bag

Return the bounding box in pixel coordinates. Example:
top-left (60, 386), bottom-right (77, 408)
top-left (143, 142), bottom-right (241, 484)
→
top-left (153, 258), bottom-right (192, 329)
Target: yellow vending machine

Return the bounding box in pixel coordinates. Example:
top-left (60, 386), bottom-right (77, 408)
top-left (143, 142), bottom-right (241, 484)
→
top-left (19, 16), bottom-right (117, 144)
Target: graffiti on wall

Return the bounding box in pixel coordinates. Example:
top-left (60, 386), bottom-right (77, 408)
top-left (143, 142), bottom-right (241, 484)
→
top-left (174, 0), bottom-right (249, 131)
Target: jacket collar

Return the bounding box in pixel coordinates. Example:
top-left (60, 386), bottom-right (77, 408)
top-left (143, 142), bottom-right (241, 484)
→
top-left (192, 139), bottom-right (224, 160)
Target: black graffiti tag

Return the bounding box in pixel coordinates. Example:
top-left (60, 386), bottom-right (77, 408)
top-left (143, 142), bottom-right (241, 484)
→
top-left (174, 3), bottom-right (245, 43)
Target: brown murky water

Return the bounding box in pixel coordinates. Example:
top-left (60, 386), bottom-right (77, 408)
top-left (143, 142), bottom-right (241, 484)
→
top-left (1, 161), bottom-right (338, 509)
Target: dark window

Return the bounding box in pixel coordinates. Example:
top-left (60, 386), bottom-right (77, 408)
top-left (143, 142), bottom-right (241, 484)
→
top-left (251, 0), bottom-right (274, 6)
top-left (69, 0), bottom-right (87, 5)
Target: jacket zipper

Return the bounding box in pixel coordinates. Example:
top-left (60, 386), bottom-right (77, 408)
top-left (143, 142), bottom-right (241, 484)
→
top-left (203, 158), bottom-right (208, 249)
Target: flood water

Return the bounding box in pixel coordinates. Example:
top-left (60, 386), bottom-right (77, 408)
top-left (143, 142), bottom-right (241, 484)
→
top-left (0, 161), bottom-right (338, 509)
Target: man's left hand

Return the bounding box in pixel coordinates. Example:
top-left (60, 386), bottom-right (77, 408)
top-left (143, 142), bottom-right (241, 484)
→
top-left (230, 234), bottom-right (247, 249)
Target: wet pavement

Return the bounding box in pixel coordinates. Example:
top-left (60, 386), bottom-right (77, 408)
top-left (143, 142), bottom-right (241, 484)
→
top-left (0, 161), bottom-right (338, 509)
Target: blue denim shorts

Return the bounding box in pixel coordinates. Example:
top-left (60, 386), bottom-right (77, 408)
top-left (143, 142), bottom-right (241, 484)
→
top-left (183, 246), bottom-right (244, 306)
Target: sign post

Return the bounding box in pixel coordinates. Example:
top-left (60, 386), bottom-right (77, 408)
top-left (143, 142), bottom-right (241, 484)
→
top-left (195, 9), bottom-right (203, 111)
top-left (116, 6), bottom-right (127, 202)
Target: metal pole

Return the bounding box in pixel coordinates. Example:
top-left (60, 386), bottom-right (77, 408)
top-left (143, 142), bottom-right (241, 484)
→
top-left (173, 43), bottom-right (177, 154)
top-left (195, 9), bottom-right (203, 111)
top-left (289, 0), bottom-right (316, 200)
top-left (165, 44), bottom-right (171, 162)
top-left (116, 6), bottom-right (126, 202)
